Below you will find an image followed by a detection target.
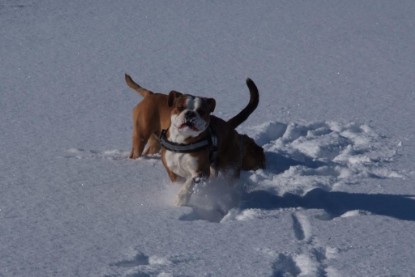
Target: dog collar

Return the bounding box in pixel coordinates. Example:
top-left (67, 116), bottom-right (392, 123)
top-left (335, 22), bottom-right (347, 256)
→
top-left (160, 127), bottom-right (218, 155)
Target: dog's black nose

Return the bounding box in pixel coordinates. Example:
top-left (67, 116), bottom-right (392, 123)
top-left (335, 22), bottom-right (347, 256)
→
top-left (185, 111), bottom-right (195, 120)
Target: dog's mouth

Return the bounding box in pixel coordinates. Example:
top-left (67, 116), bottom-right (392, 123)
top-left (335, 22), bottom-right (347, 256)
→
top-left (179, 121), bottom-right (199, 131)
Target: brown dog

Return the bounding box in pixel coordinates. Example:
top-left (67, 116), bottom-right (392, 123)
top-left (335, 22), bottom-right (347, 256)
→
top-left (125, 74), bottom-right (265, 171)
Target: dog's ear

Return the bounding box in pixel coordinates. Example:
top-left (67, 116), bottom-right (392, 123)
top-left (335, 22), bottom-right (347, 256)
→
top-left (206, 98), bottom-right (216, 113)
top-left (167, 90), bottom-right (182, 107)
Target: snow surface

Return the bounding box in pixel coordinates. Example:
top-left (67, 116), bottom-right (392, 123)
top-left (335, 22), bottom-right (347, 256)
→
top-left (1, 1), bottom-right (415, 276)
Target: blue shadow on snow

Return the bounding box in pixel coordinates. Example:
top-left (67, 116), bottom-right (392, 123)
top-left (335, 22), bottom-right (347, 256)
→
top-left (243, 188), bottom-right (415, 221)
top-left (265, 152), bottom-right (328, 174)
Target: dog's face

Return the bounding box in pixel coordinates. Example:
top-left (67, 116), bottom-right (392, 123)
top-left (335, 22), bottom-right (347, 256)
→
top-left (167, 91), bottom-right (216, 142)
top-left (241, 134), bottom-right (266, 170)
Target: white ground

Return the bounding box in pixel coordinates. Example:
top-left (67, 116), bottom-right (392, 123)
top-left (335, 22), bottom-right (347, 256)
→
top-left (1, 1), bottom-right (415, 276)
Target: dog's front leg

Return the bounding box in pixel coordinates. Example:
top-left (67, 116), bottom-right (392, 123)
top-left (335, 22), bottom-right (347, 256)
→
top-left (176, 176), bottom-right (206, 206)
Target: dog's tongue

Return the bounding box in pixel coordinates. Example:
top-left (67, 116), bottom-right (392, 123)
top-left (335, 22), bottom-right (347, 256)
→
top-left (180, 122), bottom-right (198, 131)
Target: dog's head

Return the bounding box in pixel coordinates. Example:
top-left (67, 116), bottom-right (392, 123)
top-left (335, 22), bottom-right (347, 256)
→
top-left (240, 134), bottom-right (266, 170)
top-left (167, 91), bottom-right (216, 142)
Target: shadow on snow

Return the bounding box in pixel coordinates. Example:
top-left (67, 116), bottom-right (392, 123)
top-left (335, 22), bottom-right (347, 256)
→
top-left (265, 152), bottom-right (328, 174)
top-left (181, 151), bottom-right (411, 223)
top-left (243, 188), bottom-right (415, 221)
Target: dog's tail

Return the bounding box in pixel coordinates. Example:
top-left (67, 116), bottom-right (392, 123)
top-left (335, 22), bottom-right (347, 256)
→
top-left (227, 78), bottom-right (259, 129)
top-left (125, 73), bottom-right (153, 97)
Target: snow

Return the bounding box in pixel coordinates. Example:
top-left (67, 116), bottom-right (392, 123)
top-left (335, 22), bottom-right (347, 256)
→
top-left (1, 0), bottom-right (415, 276)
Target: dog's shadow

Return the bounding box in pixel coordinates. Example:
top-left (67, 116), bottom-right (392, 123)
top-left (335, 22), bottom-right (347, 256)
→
top-left (265, 152), bottom-right (328, 174)
top-left (179, 152), bottom-right (330, 223)
top-left (243, 188), bottom-right (415, 221)
top-left (254, 152), bottom-right (415, 221)
top-left (181, 188), bottom-right (415, 223)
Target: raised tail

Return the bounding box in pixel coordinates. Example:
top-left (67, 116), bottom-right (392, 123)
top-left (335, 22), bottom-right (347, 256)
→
top-left (125, 73), bottom-right (153, 97)
top-left (227, 78), bottom-right (259, 129)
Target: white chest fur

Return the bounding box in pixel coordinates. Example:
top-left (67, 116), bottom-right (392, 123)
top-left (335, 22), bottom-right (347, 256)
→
top-left (165, 150), bottom-right (199, 179)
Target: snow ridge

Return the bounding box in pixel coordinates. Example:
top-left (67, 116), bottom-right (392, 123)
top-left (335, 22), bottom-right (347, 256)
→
top-left (246, 120), bottom-right (402, 195)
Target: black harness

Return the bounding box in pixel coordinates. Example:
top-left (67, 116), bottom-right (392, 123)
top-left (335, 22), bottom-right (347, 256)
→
top-left (160, 126), bottom-right (219, 165)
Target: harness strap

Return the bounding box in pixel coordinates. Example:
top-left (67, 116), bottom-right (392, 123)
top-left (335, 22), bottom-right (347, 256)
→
top-left (160, 127), bottom-right (219, 165)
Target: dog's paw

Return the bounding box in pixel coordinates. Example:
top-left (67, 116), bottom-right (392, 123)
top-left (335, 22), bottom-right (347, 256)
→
top-left (193, 176), bottom-right (208, 184)
top-left (129, 152), bottom-right (140, 159)
top-left (175, 191), bottom-right (191, 206)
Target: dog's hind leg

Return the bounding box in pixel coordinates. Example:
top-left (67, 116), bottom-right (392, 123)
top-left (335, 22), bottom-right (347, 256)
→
top-left (130, 131), bottom-right (145, 159)
top-left (130, 122), bottom-right (151, 159)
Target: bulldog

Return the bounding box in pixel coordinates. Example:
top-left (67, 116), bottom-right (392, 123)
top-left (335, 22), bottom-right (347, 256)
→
top-left (160, 91), bottom-right (258, 206)
top-left (125, 74), bottom-right (265, 171)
